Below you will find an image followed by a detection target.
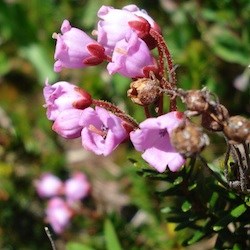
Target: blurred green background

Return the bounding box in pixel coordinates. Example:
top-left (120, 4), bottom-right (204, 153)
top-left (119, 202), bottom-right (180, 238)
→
top-left (0, 0), bottom-right (249, 249)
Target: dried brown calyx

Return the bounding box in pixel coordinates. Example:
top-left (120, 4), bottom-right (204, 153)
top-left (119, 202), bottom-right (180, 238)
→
top-left (184, 90), bottom-right (209, 112)
top-left (170, 122), bottom-right (210, 157)
top-left (223, 115), bottom-right (250, 143)
top-left (127, 77), bottom-right (161, 106)
top-left (201, 104), bottom-right (229, 131)
top-left (178, 88), bottom-right (213, 114)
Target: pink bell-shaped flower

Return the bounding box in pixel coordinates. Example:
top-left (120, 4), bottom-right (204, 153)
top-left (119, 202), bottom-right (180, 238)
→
top-left (52, 109), bottom-right (84, 139)
top-left (107, 32), bottom-right (158, 78)
top-left (45, 197), bottom-right (73, 234)
top-left (53, 20), bottom-right (107, 72)
top-left (124, 4), bottom-right (161, 50)
top-left (79, 107), bottom-right (129, 156)
top-left (35, 173), bottom-right (63, 198)
top-left (43, 80), bottom-right (92, 121)
top-left (130, 112), bottom-right (186, 173)
top-left (97, 5), bottom-right (161, 54)
top-left (64, 172), bottom-right (90, 202)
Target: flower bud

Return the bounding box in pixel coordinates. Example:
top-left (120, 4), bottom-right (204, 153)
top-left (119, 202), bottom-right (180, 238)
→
top-left (170, 122), bottom-right (209, 157)
top-left (127, 77), bottom-right (160, 106)
top-left (223, 115), bottom-right (250, 143)
top-left (201, 104), bottom-right (229, 131)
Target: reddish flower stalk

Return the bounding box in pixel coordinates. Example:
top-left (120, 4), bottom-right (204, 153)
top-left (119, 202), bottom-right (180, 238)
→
top-left (157, 94), bottom-right (164, 116)
top-left (143, 106), bottom-right (151, 118)
top-left (154, 46), bottom-right (165, 116)
top-left (92, 99), bottom-right (138, 129)
top-left (149, 29), bottom-right (176, 85)
top-left (149, 29), bottom-right (177, 111)
top-left (156, 42), bottom-right (166, 79)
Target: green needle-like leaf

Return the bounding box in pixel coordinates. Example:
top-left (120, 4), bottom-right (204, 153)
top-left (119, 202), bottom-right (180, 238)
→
top-left (181, 200), bottom-right (192, 212)
top-left (104, 219), bottom-right (123, 250)
top-left (213, 204), bottom-right (247, 231)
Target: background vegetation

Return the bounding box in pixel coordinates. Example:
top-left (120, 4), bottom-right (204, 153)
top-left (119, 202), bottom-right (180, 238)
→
top-left (0, 0), bottom-right (249, 249)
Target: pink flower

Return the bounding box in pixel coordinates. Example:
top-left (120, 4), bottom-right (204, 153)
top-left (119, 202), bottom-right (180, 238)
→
top-left (52, 109), bottom-right (83, 139)
top-left (130, 112), bottom-right (186, 173)
top-left (35, 173), bottom-right (63, 198)
top-left (53, 20), bottom-right (107, 72)
top-left (43, 80), bottom-right (92, 121)
top-left (65, 172), bottom-right (90, 202)
top-left (122, 4), bottom-right (161, 50)
top-left (46, 197), bottom-right (73, 234)
top-left (107, 32), bottom-right (158, 78)
top-left (97, 5), bottom-right (160, 54)
top-left (122, 4), bottom-right (160, 30)
top-left (79, 107), bottom-right (128, 156)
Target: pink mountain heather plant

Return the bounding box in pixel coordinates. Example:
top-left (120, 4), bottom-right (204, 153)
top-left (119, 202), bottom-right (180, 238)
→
top-left (130, 112), bottom-right (186, 173)
top-left (38, 3), bottom-right (250, 246)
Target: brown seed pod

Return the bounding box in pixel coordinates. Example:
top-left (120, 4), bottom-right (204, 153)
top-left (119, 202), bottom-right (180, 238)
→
top-left (127, 77), bottom-right (161, 106)
top-left (223, 115), bottom-right (250, 143)
top-left (181, 89), bottom-right (210, 113)
top-left (201, 104), bottom-right (229, 131)
top-left (170, 122), bottom-right (209, 157)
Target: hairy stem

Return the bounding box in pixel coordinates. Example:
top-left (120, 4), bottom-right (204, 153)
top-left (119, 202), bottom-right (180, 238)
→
top-left (149, 29), bottom-right (177, 111)
top-left (92, 99), bottom-right (138, 128)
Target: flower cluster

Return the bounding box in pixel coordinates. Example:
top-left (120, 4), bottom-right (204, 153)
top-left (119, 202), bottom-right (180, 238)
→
top-left (43, 4), bottom-right (201, 173)
top-left (52, 5), bottom-right (160, 78)
top-left (35, 172), bottom-right (90, 234)
top-left (39, 4), bottom-right (250, 249)
top-left (43, 2), bottom-right (250, 191)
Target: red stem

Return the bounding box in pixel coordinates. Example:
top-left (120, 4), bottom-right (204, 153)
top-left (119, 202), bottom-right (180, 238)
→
top-left (144, 106), bottom-right (151, 118)
top-left (150, 29), bottom-right (177, 111)
top-left (156, 43), bottom-right (166, 79)
top-left (150, 29), bottom-right (176, 86)
top-left (157, 94), bottom-right (164, 116)
top-left (92, 99), bottom-right (138, 128)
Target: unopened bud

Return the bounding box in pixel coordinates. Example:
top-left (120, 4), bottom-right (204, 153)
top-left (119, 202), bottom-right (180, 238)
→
top-left (201, 104), bottom-right (229, 131)
top-left (127, 78), bottom-right (160, 106)
top-left (223, 115), bottom-right (250, 143)
top-left (170, 122), bottom-right (209, 157)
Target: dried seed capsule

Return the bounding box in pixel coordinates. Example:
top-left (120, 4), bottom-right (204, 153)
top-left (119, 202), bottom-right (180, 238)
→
top-left (223, 115), bottom-right (250, 143)
top-left (201, 104), bottom-right (229, 131)
top-left (182, 90), bottom-right (209, 113)
top-left (127, 77), bottom-right (161, 106)
top-left (170, 122), bottom-right (209, 157)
